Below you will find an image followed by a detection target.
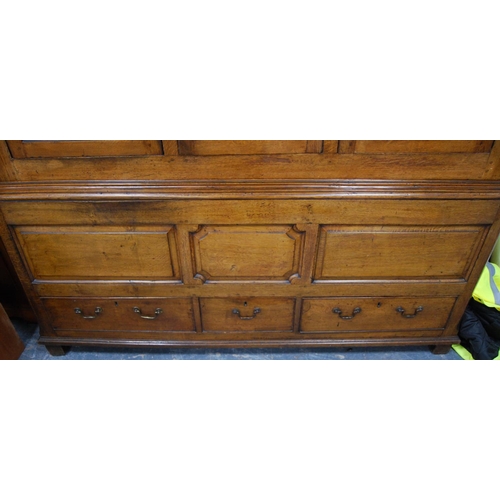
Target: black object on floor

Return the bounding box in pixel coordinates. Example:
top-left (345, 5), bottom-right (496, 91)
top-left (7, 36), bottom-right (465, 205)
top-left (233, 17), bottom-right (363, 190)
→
top-left (469, 299), bottom-right (500, 341)
top-left (458, 301), bottom-right (500, 360)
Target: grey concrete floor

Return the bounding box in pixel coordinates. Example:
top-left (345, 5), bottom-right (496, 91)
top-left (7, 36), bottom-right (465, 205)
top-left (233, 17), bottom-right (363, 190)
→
top-left (12, 319), bottom-right (462, 360)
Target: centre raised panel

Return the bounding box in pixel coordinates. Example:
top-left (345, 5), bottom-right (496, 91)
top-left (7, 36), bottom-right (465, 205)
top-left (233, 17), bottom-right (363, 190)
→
top-left (190, 225), bottom-right (305, 283)
top-left (177, 140), bottom-right (324, 155)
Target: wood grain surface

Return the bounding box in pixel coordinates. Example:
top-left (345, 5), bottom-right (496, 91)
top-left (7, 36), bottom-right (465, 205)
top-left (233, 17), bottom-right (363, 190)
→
top-left (0, 139), bottom-right (498, 355)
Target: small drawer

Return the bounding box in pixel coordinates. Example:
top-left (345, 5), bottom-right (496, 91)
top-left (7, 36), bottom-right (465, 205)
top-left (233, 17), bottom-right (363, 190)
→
top-left (200, 298), bottom-right (295, 333)
top-left (300, 297), bottom-right (457, 333)
top-left (42, 298), bottom-right (196, 332)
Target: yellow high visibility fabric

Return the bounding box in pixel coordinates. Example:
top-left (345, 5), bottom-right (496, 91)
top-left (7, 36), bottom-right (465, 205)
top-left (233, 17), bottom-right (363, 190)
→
top-left (452, 344), bottom-right (475, 360)
top-left (452, 343), bottom-right (500, 360)
top-left (472, 262), bottom-right (500, 311)
top-left (455, 262), bottom-right (500, 359)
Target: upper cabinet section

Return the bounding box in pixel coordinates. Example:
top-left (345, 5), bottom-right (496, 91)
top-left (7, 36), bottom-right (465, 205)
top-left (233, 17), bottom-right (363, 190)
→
top-left (6, 140), bottom-right (163, 158)
top-left (4, 140), bottom-right (494, 158)
top-left (1, 140), bottom-right (498, 182)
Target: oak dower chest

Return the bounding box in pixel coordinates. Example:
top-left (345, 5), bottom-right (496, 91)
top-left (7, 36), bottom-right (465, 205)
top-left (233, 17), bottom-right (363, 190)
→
top-left (1, 140), bottom-right (499, 356)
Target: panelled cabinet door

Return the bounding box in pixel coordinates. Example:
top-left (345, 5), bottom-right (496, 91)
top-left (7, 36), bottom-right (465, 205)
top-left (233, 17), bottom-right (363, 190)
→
top-left (338, 140), bottom-right (494, 154)
top-left (6, 140), bottom-right (164, 158)
top-left (177, 140), bottom-right (324, 155)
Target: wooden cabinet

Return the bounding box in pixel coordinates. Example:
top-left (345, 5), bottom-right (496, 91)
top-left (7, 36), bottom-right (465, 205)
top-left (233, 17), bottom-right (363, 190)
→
top-left (0, 140), bottom-right (499, 355)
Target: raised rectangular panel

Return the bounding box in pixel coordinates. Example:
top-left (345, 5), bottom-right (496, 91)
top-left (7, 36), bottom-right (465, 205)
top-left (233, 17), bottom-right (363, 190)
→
top-left (348, 140), bottom-right (494, 154)
top-left (14, 225), bottom-right (179, 281)
top-left (314, 225), bottom-right (486, 281)
top-left (190, 225), bottom-right (305, 283)
top-left (177, 140), bottom-right (322, 155)
top-left (6, 140), bottom-right (163, 158)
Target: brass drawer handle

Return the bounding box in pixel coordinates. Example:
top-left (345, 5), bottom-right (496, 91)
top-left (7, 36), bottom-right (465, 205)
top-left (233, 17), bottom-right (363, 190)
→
top-left (232, 307), bottom-right (261, 320)
top-left (133, 307), bottom-right (163, 320)
top-left (396, 306), bottom-right (424, 318)
top-left (75, 307), bottom-right (102, 319)
top-left (332, 307), bottom-right (361, 320)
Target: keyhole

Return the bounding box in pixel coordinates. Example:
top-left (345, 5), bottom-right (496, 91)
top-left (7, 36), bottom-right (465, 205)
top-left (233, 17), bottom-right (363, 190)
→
top-left (377, 302), bottom-right (382, 308)
top-left (244, 301), bottom-right (247, 307)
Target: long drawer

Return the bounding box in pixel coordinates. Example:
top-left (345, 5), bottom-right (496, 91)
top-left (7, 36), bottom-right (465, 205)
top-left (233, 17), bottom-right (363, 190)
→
top-left (42, 298), bottom-right (196, 332)
top-left (300, 297), bottom-right (457, 333)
